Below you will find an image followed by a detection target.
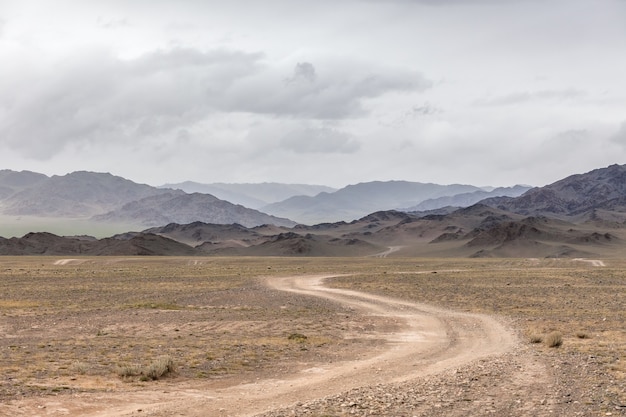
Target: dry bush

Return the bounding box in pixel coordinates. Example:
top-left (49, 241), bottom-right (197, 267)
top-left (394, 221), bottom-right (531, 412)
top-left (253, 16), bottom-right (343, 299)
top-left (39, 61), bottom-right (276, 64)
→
top-left (575, 331), bottom-right (590, 339)
top-left (116, 356), bottom-right (175, 381)
top-left (116, 364), bottom-right (141, 379)
top-left (70, 361), bottom-right (89, 375)
top-left (529, 334), bottom-right (543, 344)
top-left (545, 331), bottom-right (563, 348)
top-left (288, 333), bottom-right (308, 343)
top-left (143, 355), bottom-right (176, 381)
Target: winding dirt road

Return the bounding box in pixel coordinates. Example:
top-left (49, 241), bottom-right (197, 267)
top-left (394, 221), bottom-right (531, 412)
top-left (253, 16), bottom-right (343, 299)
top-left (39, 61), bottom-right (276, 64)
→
top-left (2, 274), bottom-right (519, 417)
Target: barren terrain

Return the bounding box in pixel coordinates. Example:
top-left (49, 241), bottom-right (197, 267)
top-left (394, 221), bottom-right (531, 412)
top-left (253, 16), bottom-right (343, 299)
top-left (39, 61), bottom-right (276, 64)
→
top-left (0, 257), bottom-right (624, 416)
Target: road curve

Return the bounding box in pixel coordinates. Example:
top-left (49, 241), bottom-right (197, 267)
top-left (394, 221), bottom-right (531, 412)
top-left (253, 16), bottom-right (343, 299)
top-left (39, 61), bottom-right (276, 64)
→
top-left (1, 274), bottom-right (518, 417)
top-left (146, 274), bottom-right (517, 416)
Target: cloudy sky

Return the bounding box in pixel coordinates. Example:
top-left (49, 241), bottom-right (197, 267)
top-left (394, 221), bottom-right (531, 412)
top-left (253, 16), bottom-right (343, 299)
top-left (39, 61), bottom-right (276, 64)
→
top-left (1, 0), bottom-right (625, 188)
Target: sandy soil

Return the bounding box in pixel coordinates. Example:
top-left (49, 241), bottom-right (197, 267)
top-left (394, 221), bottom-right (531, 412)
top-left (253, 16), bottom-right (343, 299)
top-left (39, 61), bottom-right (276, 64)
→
top-left (0, 273), bottom-right (531, 417)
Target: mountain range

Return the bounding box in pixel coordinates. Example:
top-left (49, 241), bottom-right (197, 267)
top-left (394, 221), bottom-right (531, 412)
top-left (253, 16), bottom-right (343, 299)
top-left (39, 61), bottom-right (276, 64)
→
top-left (2, 164), bottom-right (626, 258)
top-left (0, 170), bottom-right (528, 235)
top-left (160, 181), bottom-right (336, 209)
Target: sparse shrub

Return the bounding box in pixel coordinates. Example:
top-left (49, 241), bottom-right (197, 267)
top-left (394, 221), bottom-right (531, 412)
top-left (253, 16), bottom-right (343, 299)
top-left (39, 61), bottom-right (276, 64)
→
top-left (576, 331), bottom-right (590, 339)
top-left (143, 355), bottom-right (176, 380)
top-left (529, 334), bottom-right (543, 344)
top-left (288, 333), bottom-right (308, 343)
top-left (70, 361), bottom-right (89, 375)
top-left (117, 364), bottom-right (141, 379)
top-left (545, 331), bottom-right (563, 348)
top-left (116, 356), bottom-right (175, 381)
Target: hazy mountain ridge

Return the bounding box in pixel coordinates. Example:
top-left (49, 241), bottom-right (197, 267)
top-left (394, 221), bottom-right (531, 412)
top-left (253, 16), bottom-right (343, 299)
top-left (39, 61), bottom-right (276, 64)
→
top-left (406, 185), bottom-right (531, 212)
top-left (0, 171), bottom-right (174, 217)
top-left (261, 181), bottom-right (484, 224)
top-left (160, 181), bottom-right (336, 209)
top-left (0, 170), bottom-right (297, 230)
top-left (2, 164), bottom-right (626, 258)
top-left (94, 192), bottom-right (296, 228)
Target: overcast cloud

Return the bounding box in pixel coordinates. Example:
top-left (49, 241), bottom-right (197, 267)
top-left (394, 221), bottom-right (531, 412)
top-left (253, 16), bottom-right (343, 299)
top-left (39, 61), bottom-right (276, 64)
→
top-left (0, 0), bottom-right (625, 188)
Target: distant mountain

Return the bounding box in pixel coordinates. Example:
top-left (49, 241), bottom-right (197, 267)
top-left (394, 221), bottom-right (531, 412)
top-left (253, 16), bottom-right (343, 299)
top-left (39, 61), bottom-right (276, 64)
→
top-left (3, 164), bottom-right (626, 259)
top-left (482, 164), bottom-right (626, 222)
top-left (261, 181), bottom-right (482, 225)
top-left (0, 232), bottom-right (197, 256)
top-left (0, 171), bottom-right (298, 233)
top-left (160, 182), bottom-right (336, 209)
top-left (0, 171), bottom-right (173, 217)
top-left (93, 192), bottom-right (297, 228)
top-left (0, 170), bottom-right (48, 200)
top-left (406, 185), bottom-right (532, 211)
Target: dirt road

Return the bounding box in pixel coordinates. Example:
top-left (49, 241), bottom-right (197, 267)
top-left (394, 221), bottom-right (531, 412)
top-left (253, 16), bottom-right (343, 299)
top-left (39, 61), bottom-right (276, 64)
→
top-left (2, 274), bottom-right (520, 417)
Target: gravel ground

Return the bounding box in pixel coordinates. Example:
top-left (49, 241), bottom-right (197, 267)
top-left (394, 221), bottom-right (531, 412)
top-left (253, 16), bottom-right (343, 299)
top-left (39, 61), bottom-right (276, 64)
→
top-left (257, 346), bottom-right (626, 417)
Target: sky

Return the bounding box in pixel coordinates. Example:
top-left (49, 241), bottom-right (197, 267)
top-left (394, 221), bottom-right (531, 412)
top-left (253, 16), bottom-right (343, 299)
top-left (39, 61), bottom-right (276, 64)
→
top-left (1, 0), bottom-right (625, 189)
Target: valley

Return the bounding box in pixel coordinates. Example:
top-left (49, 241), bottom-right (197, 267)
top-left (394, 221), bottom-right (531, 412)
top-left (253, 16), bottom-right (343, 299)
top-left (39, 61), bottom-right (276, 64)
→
top-left (0, 257), bottom-right (623, 416)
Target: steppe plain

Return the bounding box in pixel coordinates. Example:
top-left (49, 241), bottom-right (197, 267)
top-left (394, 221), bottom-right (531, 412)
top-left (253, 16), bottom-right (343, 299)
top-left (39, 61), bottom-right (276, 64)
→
top-left (0, 256), bottom-right (624, 416)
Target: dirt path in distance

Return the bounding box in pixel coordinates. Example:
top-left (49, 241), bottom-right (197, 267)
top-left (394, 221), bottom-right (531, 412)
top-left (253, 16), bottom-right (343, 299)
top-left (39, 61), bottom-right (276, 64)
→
top-left (1, 274), bottom-right (527, 417)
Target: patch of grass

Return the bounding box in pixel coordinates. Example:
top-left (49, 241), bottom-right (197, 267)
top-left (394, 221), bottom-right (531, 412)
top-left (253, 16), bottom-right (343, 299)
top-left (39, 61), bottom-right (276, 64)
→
top-left (143, 355), bottom-right (176, 380)
top-left (545, 331), bottom-right (563, 348)
top-left (116, 364), bottom-right (142, 379)
top-left (69, 361), bottom-right (89, 375)
top-left (116, 356), bottom-right (176, 381)
top-left (529, 335), bottom-right (543, 344)
top-left (288, 333), bottom-right (308, 343)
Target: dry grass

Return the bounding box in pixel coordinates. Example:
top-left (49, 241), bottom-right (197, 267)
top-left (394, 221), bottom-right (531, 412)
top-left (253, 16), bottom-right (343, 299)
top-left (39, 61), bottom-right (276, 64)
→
top-left (0, 256), bottom-right (624, 408)
top-left (544, 331), bottom-right (563, 348)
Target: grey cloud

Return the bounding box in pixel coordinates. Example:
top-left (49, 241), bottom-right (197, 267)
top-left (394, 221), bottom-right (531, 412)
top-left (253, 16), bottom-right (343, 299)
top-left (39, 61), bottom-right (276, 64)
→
top-left (280, 127), bottom-right (360, 154)
top-left (286, 62), bottom-right (317, 84)
top-left (0, 47), bottom-right (263, 158)
top-left (476, 89), bottom-right (587, 106)
top-left (238, 63), bottom-right (432, 119)
top-left (0, 46), bottom-right (430, 160)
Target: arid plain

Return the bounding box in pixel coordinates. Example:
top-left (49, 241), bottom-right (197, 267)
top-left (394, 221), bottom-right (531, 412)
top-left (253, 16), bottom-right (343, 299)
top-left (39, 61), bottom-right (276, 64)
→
top-left (0, 256), bottom-right (624, 416)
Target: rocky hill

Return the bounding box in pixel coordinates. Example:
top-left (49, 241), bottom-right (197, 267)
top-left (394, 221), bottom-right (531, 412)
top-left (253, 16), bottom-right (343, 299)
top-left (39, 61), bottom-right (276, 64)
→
top-left (93, 192), bottom-right (296, 228)
top-left (0, 171), bottom-right (173, 217)
top-left (482, 164), bottom-right (626, 222)
top-left (0, 232), bottom-right (197, 256)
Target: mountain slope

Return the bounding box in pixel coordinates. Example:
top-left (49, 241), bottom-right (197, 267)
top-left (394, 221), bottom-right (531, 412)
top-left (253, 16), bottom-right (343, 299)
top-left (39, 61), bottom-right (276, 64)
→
top-left (93, 192), bottom-right (297, 228)
top-left (0, 170), bottom-right (48, 200)
top-left (262, 181), bottom-right (482, 224)
top-left (1, 171), bottom-right (174, 217)
top-left (406, 185), bottom-right (531, 211)
top-left (482, 164), bottom-right (626, 221)
top-left (160, 182), bottom-right (336, 209)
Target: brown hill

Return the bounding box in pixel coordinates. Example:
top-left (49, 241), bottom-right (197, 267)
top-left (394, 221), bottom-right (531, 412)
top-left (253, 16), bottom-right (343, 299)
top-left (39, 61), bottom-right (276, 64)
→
top-left (0, 232), bottom-right (197, 256)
